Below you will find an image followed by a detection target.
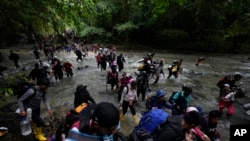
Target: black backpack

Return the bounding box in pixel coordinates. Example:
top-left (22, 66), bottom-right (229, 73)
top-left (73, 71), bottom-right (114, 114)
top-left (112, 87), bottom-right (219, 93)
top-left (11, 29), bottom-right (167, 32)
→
top-left (55, 103), bottom-right (96, 141)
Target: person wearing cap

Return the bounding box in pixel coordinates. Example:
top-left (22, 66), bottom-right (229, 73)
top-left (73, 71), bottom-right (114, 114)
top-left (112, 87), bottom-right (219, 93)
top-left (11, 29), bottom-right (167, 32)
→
top-left (146, 89), bottom-right (172, 111)
top-left (218, 84), bottom-right (237, 116)
top-left (171, 86), bottom-right (192, 115)
top-left (119, 80), bottom-right (139, 125)
top-left (17, 78), bottom-right (52, 141)
top-left (65, 102), bottom-right (127, 141)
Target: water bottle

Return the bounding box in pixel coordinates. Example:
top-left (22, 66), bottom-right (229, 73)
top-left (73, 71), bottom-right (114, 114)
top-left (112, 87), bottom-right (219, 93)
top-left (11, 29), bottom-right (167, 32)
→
top-left (20, 117), bottom-right (32, 136)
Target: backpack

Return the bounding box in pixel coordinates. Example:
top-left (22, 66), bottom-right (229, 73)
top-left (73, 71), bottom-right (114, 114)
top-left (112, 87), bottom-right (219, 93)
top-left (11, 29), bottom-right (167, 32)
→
top-left (135, 109), bottom-right (168, 134)
top-left (55, 103), bottom-right (95, 141)
top-left (168, 91), bottom-right (180, 105)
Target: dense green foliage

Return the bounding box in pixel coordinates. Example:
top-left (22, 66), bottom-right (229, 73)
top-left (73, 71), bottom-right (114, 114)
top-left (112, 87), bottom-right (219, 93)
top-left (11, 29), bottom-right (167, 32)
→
top-left (0, 0), bottom-right (249, 53)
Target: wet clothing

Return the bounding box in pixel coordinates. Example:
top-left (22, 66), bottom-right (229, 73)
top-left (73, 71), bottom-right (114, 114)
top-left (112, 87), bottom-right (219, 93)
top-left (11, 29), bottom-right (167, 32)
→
top-left (117, 55), bottom-right (126, 72)
top-left (154, 115), bottom-right (185, 141)
top-left (95, 54), bottom-right (102, 68)
top-left (51, 58), bottom-right (64, 81)
top-left (146, 96), bottom-right (172, 111)
top-left (219, 92), bottom-right (235, 116)
top-left (217, 75), bottom-right (238, 97)
top-left (171, 92), bottom-right (191, 115)
top-left (101, 54), bottom-right (108, 71)
top-left (107, 70), bottom-right (119, 90)
top-left (136, 75), bottom-right (149, 101)
top-left (63, 62), bottom-right (74, 77)
top-left (118, 77), bottom-right (130, 102)
top-left (75, 50), bottom-right (83, 62)
top-left (9, 52), bottom-right (20, 69)
top-left (167, 64), bottom-right (179, 79)
top-left (17, 86), bottom-right (51, 127)
top-left (120, 86), bottom-right (138, 116)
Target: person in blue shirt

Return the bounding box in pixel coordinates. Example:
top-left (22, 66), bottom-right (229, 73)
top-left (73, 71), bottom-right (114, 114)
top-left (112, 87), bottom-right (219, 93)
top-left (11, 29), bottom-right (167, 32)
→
top-left (146, 89), bottom-right (172, 111)
top-left (170, 85), bottom-right (192, 115)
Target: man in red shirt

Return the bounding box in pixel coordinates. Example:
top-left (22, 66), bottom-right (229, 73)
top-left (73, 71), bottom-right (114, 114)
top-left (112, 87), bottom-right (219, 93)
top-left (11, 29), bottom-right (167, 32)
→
top-left (63, 60), bottom-right (75, 77)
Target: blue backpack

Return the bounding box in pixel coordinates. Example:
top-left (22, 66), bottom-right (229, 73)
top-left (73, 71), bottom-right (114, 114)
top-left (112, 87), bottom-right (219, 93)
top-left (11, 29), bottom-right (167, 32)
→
top-left (135, 108), bottom-right (168, 134)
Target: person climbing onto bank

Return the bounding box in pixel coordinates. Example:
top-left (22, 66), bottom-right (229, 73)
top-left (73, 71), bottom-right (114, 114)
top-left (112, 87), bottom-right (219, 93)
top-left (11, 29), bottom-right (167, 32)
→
top-left (17, 78), bottom-right (52, 141)
top-left (119, 80), bottom-right (139, 125)
top-left (218, 84), bottom-right (237, 116)
top-left (170, 85), bottom-right (192, 115)
top-left (217, 72), bottom-right (242, 98)
top-left (146, 89), bottom-right (172, 111)
top-left (65, 102), bottom-right (127, 141)
top-left (9, 50), bottom-right (21, 70)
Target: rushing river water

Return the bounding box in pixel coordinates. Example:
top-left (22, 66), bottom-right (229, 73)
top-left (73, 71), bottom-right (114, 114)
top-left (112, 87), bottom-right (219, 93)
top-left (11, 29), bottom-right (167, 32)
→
top-left (0, 48), bottom-right (250, 141)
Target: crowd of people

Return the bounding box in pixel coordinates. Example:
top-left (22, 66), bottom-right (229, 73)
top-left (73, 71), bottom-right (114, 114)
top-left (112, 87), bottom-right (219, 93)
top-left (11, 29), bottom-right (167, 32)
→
top-left (2, 41), bottom-right (246, 141)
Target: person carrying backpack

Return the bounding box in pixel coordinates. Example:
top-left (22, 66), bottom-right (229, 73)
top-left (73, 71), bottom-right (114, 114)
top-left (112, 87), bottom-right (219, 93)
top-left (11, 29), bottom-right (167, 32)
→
top-left (74, 84), bottom-right (96, 108)
top-left (64, 102), bottom-right (127, 141)
top-left (199, 110), bottom-right (222, 141)
top-left (136, 71), bottom-right (149, 101)
top-left (154, 111), bottom-right (200, 141)
top-left (128, 108), bottom-right (169, 141)
top-left (146, 89), bottom-right (172, 111)
top-left (119, 80), bottom-right (139, 125)
top-left (170, 85), bottom-right (192, 115)
top-left (107, 65), bottom-right (119, 90)
top-left (17, 78), bottom-right (52, 141)
top-left (117, 73), bottom-right (131, 102)
top-left (216, 72), bottom-right (242, 98)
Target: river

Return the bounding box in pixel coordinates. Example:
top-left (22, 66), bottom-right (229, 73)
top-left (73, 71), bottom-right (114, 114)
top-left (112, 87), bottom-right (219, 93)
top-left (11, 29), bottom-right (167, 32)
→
top-left (0, 48), bottom-right (250, 141)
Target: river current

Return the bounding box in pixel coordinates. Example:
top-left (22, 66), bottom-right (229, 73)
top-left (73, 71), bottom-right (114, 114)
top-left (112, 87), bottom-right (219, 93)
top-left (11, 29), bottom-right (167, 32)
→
top-left (0, 48), bottom-right (250, 141)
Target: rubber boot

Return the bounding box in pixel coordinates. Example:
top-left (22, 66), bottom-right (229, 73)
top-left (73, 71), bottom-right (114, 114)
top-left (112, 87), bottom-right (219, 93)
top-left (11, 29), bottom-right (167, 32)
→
top-left (34, 127), bottom-right (47, 141)
top-left (120, 113), bottom-right (124, 121)
top-left (132, 115), bottom-right (139, 125)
